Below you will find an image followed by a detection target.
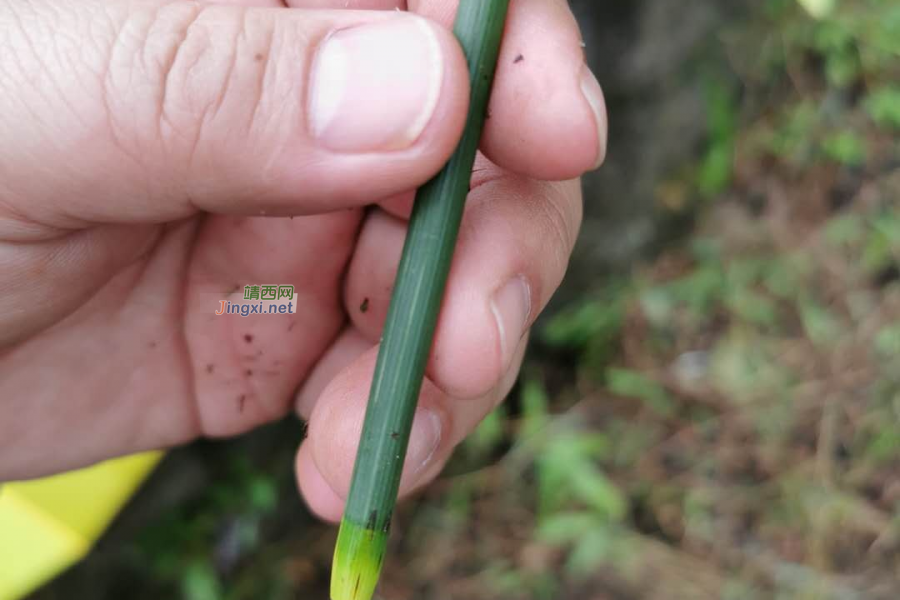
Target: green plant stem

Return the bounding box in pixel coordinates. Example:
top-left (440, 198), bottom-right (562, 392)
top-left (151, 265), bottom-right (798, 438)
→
top-left (330, 2), bottom-right (510, 599)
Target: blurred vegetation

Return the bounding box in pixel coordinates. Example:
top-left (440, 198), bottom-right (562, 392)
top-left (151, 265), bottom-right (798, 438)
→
top-left (32, 0), bottom-right (899, 599)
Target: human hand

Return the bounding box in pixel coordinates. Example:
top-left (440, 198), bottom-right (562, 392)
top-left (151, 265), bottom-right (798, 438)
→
top-left (0, 0), bottom-right (606, 520)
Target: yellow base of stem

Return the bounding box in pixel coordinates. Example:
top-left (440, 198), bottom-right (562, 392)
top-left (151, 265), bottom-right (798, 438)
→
top-left (331, 519), bottom-right (389, 600)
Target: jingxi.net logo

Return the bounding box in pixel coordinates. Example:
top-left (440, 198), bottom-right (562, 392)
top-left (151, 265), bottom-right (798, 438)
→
top-left (216, 285), bottom-right (297, 317)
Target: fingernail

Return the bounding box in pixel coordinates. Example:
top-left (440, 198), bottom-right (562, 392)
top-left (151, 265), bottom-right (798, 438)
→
top-left (308, 17), bottom-right (444, 153)
top-left (491, 276), bottom-right (532, 371)
top-left (405, 408), bottom-right (442, 476)
top-left (580, 65), bottom-right (608, 169)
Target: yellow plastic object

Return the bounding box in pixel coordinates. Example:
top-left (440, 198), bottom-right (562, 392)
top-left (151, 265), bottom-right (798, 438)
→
top-left (0, 452), bottom-right (163, 600)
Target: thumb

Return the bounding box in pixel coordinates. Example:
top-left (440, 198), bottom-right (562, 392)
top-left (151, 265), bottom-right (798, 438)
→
top-left (0, 0), bottom-right (468, 235)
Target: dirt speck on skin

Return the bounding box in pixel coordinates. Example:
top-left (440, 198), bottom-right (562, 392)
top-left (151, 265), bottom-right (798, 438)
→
top-left (238, 394), bottom-right (247, 412)
top-left (245, 369), bottom-right (253, 377)
top-left (254, 53), bottom-right (264, 62)
top-left (288, 321), bottom-right (296, 332)
top-left (514, 53), bottom-right (524, 64)
top-left (244, 334), bottom-right (254, 343)
top-left (206, 364), bottom-right (215, 374)
top-left (148, 341), bottom-right (157, 349)
top-left (360, 297), bottom-right (370, 313)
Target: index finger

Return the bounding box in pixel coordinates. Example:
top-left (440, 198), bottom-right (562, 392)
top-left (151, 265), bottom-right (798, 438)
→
top-left (282, 0), bottom-right (606, 181)
top-left (408, 0), bottom-right (607, 181)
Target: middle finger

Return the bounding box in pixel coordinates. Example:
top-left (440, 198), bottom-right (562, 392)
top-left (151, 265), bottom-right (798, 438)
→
top-left (343, 157), bottom-right (582, 401)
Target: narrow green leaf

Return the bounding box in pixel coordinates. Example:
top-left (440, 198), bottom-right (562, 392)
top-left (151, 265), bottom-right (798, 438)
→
top-left (331, 2), bottom-right (511, 599)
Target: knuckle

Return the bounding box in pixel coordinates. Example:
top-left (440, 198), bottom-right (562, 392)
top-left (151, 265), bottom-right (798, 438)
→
top-left (146, 3), bottom-right (220, 159)
top-left (126, 4), bottom-right (278, 165)
top-left (99, 3), bottom-right (208, 164)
